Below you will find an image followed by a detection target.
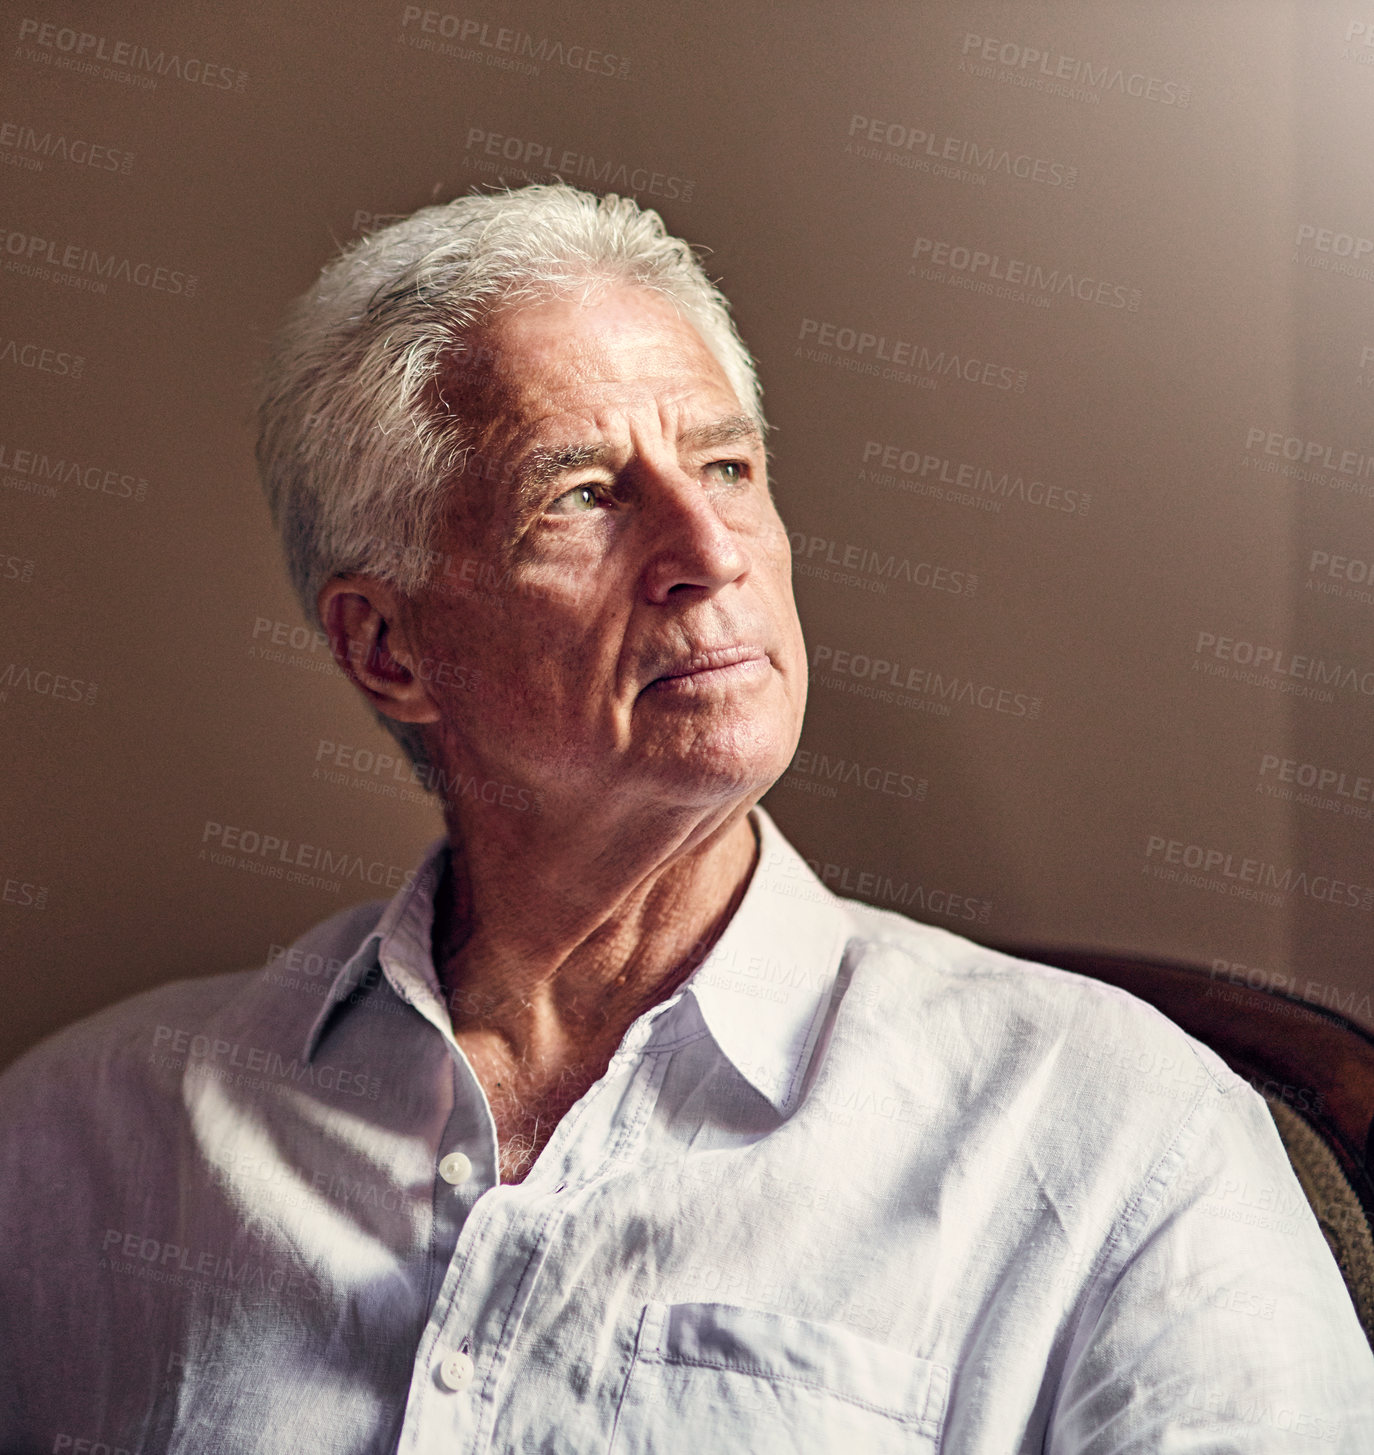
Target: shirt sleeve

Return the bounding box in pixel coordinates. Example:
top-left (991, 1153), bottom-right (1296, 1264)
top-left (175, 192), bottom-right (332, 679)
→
top-left (1047, 1078), bottom-right (1374, 1453)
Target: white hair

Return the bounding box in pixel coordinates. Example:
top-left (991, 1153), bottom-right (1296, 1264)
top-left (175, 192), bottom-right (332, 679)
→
top-left (256, 183), bottom-right (764, 620)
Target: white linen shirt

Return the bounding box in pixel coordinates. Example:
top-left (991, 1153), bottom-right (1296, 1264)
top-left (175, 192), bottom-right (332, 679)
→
top-left (1, 808), bottom-right (1370, 1453)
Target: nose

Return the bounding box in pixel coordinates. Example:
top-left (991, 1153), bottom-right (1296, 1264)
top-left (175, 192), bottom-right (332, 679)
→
top-left (639, 472), bottom-right (749, 603)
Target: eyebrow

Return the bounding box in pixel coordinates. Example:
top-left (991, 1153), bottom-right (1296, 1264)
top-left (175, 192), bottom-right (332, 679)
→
top-left (678, 414), bottom-right (764, 452)
top-left (519, 442), bottom-right (615, 494)
top-left (509, 413), bottom-right (764, 517)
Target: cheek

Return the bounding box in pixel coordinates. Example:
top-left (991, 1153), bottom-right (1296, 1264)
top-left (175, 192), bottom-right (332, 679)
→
top-left (753, 510), bottom-right (795, 573)
top-left (432, 593), bottom-right (630, 722)
top-left (416, 607), bottom-right (488, 684)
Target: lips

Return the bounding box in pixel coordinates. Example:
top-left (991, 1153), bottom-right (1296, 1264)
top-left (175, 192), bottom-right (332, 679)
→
top-left (645, 644), bottom-right (768, 690)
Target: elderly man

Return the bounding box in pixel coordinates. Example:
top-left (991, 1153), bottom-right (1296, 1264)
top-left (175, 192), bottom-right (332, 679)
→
top-left (1, 184), bottom-right (1370, 1452)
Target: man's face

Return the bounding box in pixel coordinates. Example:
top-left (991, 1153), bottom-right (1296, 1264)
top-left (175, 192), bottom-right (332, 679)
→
top-left (408, 285), bottom-right (808, 821)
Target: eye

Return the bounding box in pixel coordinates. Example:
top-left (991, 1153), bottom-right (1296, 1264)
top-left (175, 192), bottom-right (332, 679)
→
top-left (546, 483), bottom-right (608, 516)
top-left (705, 460), bottom-right (746, 485)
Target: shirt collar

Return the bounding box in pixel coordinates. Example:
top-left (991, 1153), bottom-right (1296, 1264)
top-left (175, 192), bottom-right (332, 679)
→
top-left (303, 809), bottom-right (858, 1115)
top-left (302, 836), bottom-right (449, 1060)
top-left (678, 807), bottom-right (856, 1115)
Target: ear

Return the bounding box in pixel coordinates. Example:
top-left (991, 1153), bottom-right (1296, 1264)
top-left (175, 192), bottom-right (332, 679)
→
top-left (317, 577), bottom-right (442, 726)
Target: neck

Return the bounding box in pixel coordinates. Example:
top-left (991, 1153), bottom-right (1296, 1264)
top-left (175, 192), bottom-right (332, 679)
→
top-left (431, 799), bottom-right (760, 1072)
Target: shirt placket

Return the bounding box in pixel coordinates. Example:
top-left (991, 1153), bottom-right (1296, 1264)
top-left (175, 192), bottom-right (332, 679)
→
top-left (396, 1006), bottom-right (678, 1455)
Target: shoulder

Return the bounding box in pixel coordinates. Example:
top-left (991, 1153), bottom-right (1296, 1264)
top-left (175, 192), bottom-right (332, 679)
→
top-left (0, 972), bottom-right (246, 1117)
top-left (0, 897), bottom-right (387, 1132)
top-left (748, 806), bottom-right (1241, 1128)
top-left (818, 901), bottom-right (1282, 1263)
top-left (835, 897), bottom-right (1242, 1118)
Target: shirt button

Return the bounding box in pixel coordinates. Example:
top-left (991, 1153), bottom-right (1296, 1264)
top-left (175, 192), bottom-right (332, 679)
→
top-left (438, 1349), bottom-right (475, 1391)
top-left (438, 1151), bottom-right (472, 1185)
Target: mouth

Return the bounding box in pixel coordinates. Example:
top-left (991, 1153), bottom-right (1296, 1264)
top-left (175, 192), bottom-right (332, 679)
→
top-left (644, 644), bottom-right (770, 694)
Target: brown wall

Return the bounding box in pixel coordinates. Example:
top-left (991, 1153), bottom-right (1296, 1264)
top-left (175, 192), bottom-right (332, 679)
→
top-left (4, 0), bottom-right (1374, 1068)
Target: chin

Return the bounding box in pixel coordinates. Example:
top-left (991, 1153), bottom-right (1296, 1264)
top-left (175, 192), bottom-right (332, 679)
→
top-left (655, 732), bottom-right (796, 807)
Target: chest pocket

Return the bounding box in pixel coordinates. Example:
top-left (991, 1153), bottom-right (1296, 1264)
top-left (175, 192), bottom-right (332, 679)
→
top-left (609, 1302), bottom-right (948, 1453)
